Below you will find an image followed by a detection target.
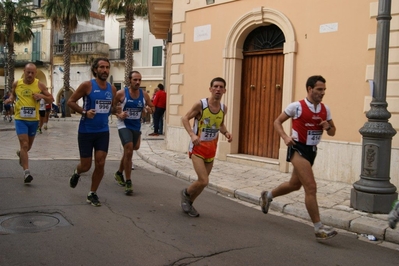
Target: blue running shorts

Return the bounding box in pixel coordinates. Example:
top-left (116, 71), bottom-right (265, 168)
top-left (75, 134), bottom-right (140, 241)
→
top-left (15, 120), bottom-right (39, 137)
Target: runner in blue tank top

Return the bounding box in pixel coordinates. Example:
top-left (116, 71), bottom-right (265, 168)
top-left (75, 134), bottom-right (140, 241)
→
top-left (67, 58), bottom-right (117, 207)
top-left (113, 71), bottom-right (154, 195)
top-left (78, 79), bottom-right (113, 133)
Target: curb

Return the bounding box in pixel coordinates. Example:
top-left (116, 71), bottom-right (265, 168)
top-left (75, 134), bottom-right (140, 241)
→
top-left (136, 144), bottom-right (399, 247)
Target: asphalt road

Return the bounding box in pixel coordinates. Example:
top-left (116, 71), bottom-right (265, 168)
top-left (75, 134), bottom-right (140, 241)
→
top-left (0, 159), bottom-right (398, 266)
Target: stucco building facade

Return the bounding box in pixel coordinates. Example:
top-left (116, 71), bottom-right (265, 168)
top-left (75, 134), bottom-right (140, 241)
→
top-left (148, 0), bottom-right (399, 187)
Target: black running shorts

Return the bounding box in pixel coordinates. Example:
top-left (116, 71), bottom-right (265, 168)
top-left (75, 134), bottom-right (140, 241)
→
top-left (286, 141), bottom-right (317, 166)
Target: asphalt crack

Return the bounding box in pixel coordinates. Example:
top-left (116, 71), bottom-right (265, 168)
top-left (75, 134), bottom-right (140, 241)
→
top-left (167, 246), bottom-right (255, 266)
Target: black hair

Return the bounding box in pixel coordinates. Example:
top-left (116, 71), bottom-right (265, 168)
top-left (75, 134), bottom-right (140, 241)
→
top-left (91, 57), bottom-right (110, 77)
top-left (157, 84), bottom-right (164, 90)
top-left (210, 77), bottom-right (226, 87)
top-left (129, 70), bottom-right (141, 80)
top-left (306, 75), bottom-right (326, 90)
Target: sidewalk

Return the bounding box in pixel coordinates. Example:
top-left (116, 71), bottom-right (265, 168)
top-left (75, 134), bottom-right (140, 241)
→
top-left (1, 115), bottom-right (399, 248)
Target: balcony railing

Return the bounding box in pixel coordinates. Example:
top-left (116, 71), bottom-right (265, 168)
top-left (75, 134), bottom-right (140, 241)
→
top-left (54, 42), bottom-right (109, 55)
top-left (0, 51), bottom-right (48, 67)
top-left (109, 48), bottom-right (126, 60)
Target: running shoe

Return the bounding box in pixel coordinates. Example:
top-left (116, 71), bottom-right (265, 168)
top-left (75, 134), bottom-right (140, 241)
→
top-left (44, 125), bottom-right (48, 130)
top-left (315, 225), bottom-right (338, 240)
top-left (187, 204), bottom-right (200, 217)
top-left (180, 189), bottom-right (199, 217)
top-left (388, 200), bottom-right (399, 229)
top-left (125, 179), bottom-right (133, 195)
top-left (37, 128), bottom-right (42, 134)
top-left (16, 150), bottom-right (21, 166)
top-left (87, 192), bottom-right (101, 207)
top-left (69, 170), bottom-right (80, 188)
top-left (181, 189), bottom-right (191, 213)
top-left (24, 174), bottom-right (33, 184)
top-left (114, 171), bottom-right (126, 186)
top-left (260, 190), bottom-right (272, 214)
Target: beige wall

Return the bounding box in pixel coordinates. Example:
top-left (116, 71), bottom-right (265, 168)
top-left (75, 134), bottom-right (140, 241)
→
top-left (161, 0), bottom-right (399, 186)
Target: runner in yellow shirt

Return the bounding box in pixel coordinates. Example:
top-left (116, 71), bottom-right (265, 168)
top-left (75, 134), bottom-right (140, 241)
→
top-left (5, 63), bottom-right (54, 183)
top-left (180, 77), bottom-right (233, 217)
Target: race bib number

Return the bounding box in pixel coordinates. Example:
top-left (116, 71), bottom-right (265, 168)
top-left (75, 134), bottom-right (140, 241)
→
top-left (95, 100), bottom-right (111, 113)
top-left (200, 128), bottom-right (219, 141)
top-left (20, 107), bottom-right (36, 118)
top-left (126, 108), bottom-right (142, 120)
top-left (306, 130), bottom-right (323, 146)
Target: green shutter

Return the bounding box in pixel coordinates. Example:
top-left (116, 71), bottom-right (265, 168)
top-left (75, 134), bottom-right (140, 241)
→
top-left (152, 46), bottom-right (162, 66)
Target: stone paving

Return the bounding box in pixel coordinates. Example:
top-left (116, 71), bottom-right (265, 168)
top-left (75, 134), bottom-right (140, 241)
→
top-left (0, 115), bottom-right (399, 249)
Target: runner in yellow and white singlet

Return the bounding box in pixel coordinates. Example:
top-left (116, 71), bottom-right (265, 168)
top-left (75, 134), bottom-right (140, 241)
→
top-left (180, 77), bottom-right (233, 217)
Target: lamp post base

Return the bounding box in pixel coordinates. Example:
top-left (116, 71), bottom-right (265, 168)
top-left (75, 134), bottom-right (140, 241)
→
top-left (350, 188), bottom-right (397, 214)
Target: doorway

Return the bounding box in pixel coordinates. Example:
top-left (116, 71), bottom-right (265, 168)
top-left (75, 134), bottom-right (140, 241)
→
top-left (239, 25), bottom-right (285, 159)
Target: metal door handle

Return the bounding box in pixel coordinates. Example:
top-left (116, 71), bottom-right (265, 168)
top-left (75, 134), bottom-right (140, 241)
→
top-left (276, 84), bottom-right (281, 90)
top-left (250, 85), bottom-right (255, 90)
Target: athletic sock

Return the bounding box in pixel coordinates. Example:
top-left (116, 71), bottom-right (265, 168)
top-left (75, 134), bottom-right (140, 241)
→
top-left (184, 189), bottom-right (190, 197)
top-left (267, 191), bottom-right (273, 200)
top-left (314, 221), bottom-right (323, 231)
top-left (24, 169), bottom-right (30, 177)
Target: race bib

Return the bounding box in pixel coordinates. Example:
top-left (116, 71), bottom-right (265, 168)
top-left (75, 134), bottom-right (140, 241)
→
top-left (20, 107), bottom-right (36, 118)
top-left (200, 128), bottom-right (219, 141)
top-left (306, 130), bottom-right (323, 146)
top-left (125, 108), bottom-right (142, 120)
top-left (95, 100), bottom-right (112, 113)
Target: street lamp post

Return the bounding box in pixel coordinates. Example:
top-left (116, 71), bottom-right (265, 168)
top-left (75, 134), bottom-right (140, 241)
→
top-left (350, 0), bottom-right (398, 213)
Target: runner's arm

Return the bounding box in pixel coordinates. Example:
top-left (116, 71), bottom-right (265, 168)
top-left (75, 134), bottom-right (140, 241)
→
top-left (67, 81), bottom-right (90, 114)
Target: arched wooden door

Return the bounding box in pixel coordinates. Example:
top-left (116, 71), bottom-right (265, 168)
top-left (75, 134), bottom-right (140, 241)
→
top-left (239, 25), bottom-right (285, 159)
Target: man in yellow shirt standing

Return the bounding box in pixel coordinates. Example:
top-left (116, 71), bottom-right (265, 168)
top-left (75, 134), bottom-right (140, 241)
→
top-left (5, 63), bottom-right (54, 183)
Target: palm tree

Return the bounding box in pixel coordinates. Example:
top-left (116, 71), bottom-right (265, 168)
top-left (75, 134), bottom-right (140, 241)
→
top-left (99, 0), bottom-right (147, 86)
top-left (42, 0), bottom-right (91, 116)
top-left (0, 0), bottom-right (36, 93)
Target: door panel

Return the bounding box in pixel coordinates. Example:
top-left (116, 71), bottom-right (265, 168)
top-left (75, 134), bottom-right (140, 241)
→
top-left (239, 50), bottom-right (283, 158)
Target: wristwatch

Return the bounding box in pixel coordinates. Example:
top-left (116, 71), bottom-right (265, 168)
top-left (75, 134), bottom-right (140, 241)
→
top-left (82, 110), bottom-right (87, 118)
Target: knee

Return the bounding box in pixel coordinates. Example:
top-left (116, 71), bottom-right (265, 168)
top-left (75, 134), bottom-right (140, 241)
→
top-left (20, 142), bottom-right (29, 151)
top-left (125, 149), bottom-right (133, 157)
top-left (95, 159), bottom-right (106, 168)
top-left (292, 183), bottom-right (302, 191)
top-left (304, 183), bottom-right (317, 195)
top-left (197, 178), bottom-right (209, 188)
top-left (80, 165), bottom-right (91, 173)
top-left (288, 180), bottom-right (302, 191)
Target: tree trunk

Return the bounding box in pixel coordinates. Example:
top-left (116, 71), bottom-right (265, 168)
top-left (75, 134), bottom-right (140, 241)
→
top-left (63, 22), bottom-right (72, 117)
top-left (7, 44), bottom-right (15, 94)
top-left (124, 10), bottom-right (135, 87)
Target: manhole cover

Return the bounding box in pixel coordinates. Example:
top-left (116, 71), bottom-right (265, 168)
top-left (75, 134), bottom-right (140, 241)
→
top-left (0, 212), bottom-right (70, 234)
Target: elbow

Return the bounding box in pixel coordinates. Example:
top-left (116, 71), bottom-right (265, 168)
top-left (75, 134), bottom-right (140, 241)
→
top-left (273, 120), bottom-right (280, 130)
